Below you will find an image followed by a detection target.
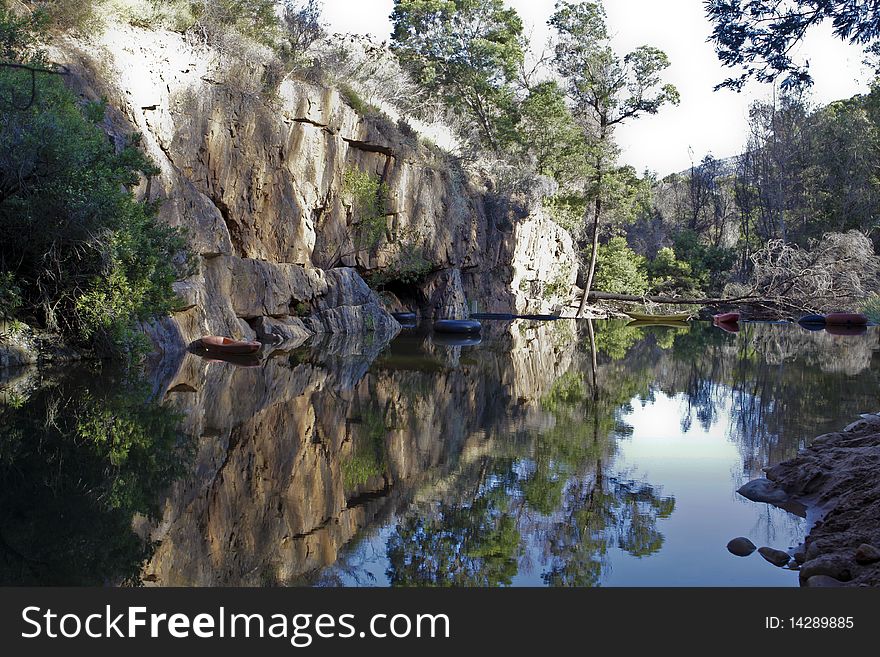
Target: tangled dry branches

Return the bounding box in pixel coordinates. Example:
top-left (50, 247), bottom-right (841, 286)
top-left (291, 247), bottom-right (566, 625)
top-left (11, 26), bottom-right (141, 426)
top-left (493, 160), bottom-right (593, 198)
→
top-left (749, 231), bottom-right (880, 312)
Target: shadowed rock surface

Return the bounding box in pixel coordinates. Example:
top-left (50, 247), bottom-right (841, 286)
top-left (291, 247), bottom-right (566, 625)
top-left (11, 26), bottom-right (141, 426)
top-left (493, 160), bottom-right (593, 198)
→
top-left (762, 414), bottom-right (880, 586)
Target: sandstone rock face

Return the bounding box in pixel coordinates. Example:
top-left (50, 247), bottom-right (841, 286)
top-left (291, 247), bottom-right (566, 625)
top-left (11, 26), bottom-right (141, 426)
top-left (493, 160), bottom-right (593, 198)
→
top-left (50, 23), bottom-right (576, 357)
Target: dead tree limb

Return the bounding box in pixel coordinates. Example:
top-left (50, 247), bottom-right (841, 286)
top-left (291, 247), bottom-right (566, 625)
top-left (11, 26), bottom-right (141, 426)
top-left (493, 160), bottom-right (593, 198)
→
top-left (585, 291), bottom-right (759, 305)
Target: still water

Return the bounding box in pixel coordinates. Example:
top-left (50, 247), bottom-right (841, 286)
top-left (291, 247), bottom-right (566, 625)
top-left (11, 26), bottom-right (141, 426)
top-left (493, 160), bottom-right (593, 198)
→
top-left (2, 320), bottom-right (878, 586)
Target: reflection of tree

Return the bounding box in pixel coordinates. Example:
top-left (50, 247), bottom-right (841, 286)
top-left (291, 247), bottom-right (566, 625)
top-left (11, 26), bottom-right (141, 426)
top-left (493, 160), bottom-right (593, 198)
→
top-left (365, 320), bottom-right (877, 587)
top-left (542, 475), bottom-right (675, 586)
top-left (0, 369), bottom-right (189, 585)
top-left (384, 328), bottom-right (675, 587)
top-left (386, 463), bottom-right (522, 586)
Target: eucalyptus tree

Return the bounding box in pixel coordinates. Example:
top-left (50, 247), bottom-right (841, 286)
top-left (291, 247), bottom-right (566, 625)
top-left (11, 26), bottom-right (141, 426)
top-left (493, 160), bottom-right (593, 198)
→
top-left (549, 1), bottom-right (679, 315)
top-left (390, 0), bottom-right (525, 152)
top-left (707, 0), bottom-right (880, 90)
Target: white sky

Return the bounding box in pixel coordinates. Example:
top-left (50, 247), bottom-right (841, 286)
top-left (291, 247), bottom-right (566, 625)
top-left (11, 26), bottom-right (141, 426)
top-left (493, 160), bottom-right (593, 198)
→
top-left (321, 0), bottom-right (874, 176)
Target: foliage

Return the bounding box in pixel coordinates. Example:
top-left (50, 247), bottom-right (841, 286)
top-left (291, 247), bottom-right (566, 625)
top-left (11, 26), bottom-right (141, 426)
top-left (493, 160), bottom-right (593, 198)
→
top-left (342, 407), bottom-right (386, 489)
top-left (646, 247), bottom-right (702, 297)
top-left (507, 81), bottom-right (591, 188)
top-left (386, 482), bottom-right (522, 586)
top-left (592, 237), bottom-right (648, 296)
top-left (0, 368), bottom-right (190, 584)
top-left (550, 1), bottom-right (680, 134)
top-left (0, 13), bottom-right (191, 355)
top-left (549, 1), bottom-right (678, 307)
top-left (542, 262), bottom-right (573, 300)
top-left (31, 0), bottom-right (104, 34)
top-left (669, 230), bottom-right (736, 297)
top-left (707, 0), bottom-right (880, 90)
top-left (863, 293), bottom-right (880, 323)
top-left (1, 1), bottom-right (48, 62)
top-left (187, 0), bottom-right (280, 46)
top-left (366, 241), bottom-right (432, 289)
top-left (601, 165), bottom-right (655, 226)
top-left (278, 0), bottom-right (324, 70)
top-left (338, 82), bottom-right (378, 116)
top-left (0, 270), bottom-right (21, 319)
top-left (390, 0), bottom-right (524, 151)
top-left (544, 193), bottom-right (588, 237)
top-left (340, 166), bottom-right (389, 257)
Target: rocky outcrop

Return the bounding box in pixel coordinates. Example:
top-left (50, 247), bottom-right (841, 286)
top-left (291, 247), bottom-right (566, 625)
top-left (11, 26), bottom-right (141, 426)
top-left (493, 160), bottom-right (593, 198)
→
top-left (751, 414), bottom-right (880, 586)
top-left (49, 22), bottom-right (575, 358)
top-left (0, 322), bottom-right (85, 368)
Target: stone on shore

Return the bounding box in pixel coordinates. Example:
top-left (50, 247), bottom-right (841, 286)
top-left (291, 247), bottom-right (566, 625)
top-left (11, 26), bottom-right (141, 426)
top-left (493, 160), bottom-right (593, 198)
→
top-left (758, 547), bottom-right (792, 567)
top-left (726, 537), bottom-right (757, 557)
top-left (737, 478), bottom-right (788, 504)
top-left (854, 543), bottom-right (880, 564)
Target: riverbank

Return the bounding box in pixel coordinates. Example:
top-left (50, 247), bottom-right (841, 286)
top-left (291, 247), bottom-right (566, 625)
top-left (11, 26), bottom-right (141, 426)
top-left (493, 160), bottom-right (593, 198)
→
top-left (745, 414), bottom-right (880, 586)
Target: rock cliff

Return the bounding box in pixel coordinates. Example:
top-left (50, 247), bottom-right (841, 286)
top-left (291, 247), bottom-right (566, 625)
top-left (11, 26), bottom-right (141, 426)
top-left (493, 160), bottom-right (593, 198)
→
top-left (52, 23), bottom-right (576, 356)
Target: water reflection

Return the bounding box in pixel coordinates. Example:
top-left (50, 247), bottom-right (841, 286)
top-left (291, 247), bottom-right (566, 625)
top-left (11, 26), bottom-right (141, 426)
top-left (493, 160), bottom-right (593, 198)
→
top-left (0, 366), bottom-right (190, 585)
top-left (1, 320), bottom-right (878, 586)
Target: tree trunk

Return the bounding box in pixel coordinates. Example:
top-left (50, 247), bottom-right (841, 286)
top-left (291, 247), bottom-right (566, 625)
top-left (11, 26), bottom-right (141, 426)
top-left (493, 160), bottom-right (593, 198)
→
top-left (577, 193), bottom-right (602, 316)
top-left (578, 131), bottom-right (606, 317)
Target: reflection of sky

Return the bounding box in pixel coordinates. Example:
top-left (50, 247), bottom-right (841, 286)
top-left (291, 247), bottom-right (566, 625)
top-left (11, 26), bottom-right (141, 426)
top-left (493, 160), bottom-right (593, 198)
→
top-left (323, 389), bottom-right (805, 587)
top-left (605, 392), bottom-right (804, 586)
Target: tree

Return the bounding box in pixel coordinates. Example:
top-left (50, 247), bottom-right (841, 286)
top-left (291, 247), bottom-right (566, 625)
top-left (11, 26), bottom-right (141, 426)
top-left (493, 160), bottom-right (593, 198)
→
top-left (509, 80), bottom-right (590, 188)
top-left (390, 0), bottom-right (525, 151)
top-left (279, 0), bottom-right (324, 69)
top-left (549, 1), bottom-right (679, 315)
top-left (706, 0), bottom-right (880, 90)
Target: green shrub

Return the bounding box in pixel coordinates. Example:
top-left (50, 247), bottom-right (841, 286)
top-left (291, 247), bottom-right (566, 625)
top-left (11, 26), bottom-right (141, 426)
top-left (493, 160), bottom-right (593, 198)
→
top-left (367, 241), bottom-right (432, 289)
top-left (544, 193), bottom-right (587, 237)
top-left (543, 262), bottom-right (573, 300)
top-left (32, 0), bottom-right (105, 34)
top-left (189, 0), bottom-right (280, 46)
top-left (0, 272), bottom-right (21, 320)
top-left (342, 408), bottom-right (386, 489)
top-left (671, 229), bottom-right (736, 297)
top-left (0, 15), bottom-right (191, 355)
top-left (863, 294), bottom-right (880, 323)
top-left (338, 83), bottom-right (378, 116)
top-left (647, 246), bottom-right (703, 297)
top-left (593, 237), bottom-right (648, 296)
top-left (341, 166), bottom-right (389, 251)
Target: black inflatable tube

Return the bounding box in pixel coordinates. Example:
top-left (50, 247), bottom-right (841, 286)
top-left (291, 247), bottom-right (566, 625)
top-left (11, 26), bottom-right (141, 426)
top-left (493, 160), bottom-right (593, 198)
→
top-left (431, 334), bottom-right (482, 347)
top-left (433, 319), bottom-right (482, 334)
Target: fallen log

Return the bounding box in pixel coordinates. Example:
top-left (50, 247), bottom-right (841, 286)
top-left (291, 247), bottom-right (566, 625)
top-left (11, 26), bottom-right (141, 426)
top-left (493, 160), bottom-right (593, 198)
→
top-left (585, 291), bottom-right (756, 305)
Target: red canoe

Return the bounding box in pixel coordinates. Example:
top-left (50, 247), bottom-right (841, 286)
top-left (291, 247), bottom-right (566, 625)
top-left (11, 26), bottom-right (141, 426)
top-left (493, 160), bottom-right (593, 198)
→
top-left (199, 335), bottom-right (261, 355)
top-left (824, 312), bottom-right (868, 326)
top-left (713, 312), bottom-right (740, 324)
top-left (825, 324), bottom-right (867, 336)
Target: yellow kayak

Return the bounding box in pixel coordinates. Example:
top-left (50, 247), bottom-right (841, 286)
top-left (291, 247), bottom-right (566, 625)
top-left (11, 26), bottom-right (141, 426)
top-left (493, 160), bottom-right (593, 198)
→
top-left (624, 311), bottom-right (692, 322)
top-left (627, 319), bottom-right (689, 329)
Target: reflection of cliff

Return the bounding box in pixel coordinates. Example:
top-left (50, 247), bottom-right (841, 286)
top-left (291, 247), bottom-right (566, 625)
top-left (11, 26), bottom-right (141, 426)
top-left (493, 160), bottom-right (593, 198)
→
top-left (142, 321), bottom-right (576, 585)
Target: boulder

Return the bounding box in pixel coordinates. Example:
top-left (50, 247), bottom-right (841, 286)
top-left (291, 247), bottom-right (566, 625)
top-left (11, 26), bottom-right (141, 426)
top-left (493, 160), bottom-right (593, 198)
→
top-left (726, 537), bottom-right (757, 557)
top-left (737, 478), bottom-right (789, 505)
top-left (799, 554), bottom-right (853, 582)
top-left (854, 543), bottom-right (880, 564)
top-left (758, 547), bottom-right (791, 568)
